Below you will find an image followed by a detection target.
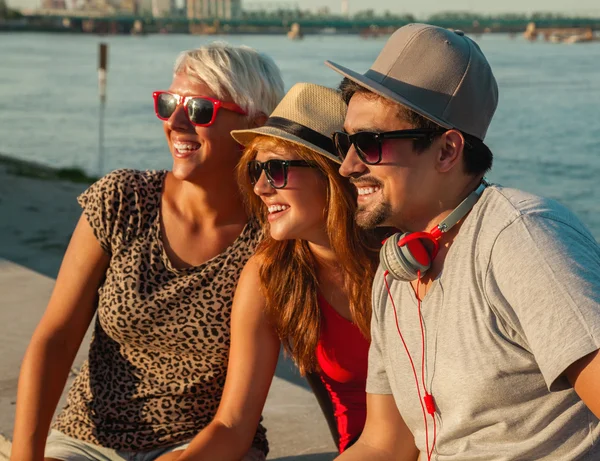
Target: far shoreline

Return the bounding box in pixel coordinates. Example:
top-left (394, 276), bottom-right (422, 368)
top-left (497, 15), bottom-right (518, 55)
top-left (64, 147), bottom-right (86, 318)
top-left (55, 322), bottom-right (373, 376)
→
top-left (0, 153), bottom-right (97, 185)
top-left (3, 15), bottom-right (600, 36)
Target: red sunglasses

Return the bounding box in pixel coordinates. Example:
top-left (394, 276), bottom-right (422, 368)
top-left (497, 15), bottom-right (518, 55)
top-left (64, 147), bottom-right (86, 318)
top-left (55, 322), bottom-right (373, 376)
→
top-left (153, 91), bottom-right (247, 127)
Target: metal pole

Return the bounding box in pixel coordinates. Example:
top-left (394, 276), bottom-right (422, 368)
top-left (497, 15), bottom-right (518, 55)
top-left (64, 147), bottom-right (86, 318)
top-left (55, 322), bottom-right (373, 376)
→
top-left (99, 100), bottom-right (105, 176)
top-left (98, 43), bottom-right (108, 177)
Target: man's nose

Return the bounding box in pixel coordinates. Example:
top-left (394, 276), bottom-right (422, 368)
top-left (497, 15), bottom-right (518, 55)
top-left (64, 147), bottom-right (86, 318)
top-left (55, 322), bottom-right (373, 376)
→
top-left (339, 145), bottom-right (368, 178)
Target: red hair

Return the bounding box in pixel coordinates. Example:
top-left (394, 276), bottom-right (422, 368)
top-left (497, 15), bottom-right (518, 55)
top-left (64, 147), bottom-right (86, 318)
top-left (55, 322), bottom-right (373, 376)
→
top-left (237, 136), bottom-right (380, 375)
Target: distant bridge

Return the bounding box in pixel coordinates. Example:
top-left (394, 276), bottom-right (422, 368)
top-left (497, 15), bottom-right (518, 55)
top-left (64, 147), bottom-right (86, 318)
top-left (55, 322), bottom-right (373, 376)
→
top-left (19, 11), bottom-right (600, 34)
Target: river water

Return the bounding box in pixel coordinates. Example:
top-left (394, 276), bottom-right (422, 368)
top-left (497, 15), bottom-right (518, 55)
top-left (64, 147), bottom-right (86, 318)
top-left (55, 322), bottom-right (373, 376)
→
top-left (1, 32), bottom-right (599, 238)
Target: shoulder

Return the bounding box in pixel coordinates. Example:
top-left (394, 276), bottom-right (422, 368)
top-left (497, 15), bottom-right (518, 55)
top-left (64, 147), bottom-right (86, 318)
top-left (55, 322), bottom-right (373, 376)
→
top-left (80, 169), bottom-right (164, 203)
top-left (480, 185), bottom-right (596, 245)
top-left (101, 168), bottom-right (165, 196)
top-left (77, 169), bottom-right (166, 252)
top-left (467, 185), bottom-right (596, 249)
top-left (79, 168), bottom-right (166, 222)
top-left (241, 254), bottom-right (265, 279)
top-left (233, 255), bottom-right (267, 307)
top-left (480, 186), bottom-right (600, 312)
top-left (476, 185), bottom-right (552, 227)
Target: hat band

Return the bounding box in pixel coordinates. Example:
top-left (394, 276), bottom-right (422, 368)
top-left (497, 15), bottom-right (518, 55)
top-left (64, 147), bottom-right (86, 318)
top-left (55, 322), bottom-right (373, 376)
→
top-left (264, 117), bottom-right (335, 154)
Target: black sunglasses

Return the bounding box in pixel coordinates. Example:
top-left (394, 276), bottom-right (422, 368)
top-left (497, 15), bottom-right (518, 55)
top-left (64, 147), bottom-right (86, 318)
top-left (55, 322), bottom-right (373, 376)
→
top-left (333, 129), bottom-right (445, 165)
top-left (247, 159), bottom-right (317, 189)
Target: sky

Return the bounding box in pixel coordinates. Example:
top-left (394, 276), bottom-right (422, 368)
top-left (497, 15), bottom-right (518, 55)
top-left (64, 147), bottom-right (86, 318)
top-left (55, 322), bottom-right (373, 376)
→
top-left (8, 0), bottom-right (600, 17)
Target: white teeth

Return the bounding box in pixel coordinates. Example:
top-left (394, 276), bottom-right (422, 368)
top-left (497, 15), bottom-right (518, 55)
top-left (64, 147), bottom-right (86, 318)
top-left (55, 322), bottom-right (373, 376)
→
top-left (174, 142), bottom-right (200, 151)
top-left (357, 186), bottom-right (381, 196)
top-left (267, 204), bottom-right (290, 214)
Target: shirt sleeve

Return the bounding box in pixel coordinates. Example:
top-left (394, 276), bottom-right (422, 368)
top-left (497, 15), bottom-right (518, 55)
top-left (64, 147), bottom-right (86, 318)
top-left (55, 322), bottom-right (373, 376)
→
top-left (366, 265), bottom-right (393, 395)
top-left (486, 211), bottom-right (600, 391)
top-left (77, 169), bottom-right (145, 255)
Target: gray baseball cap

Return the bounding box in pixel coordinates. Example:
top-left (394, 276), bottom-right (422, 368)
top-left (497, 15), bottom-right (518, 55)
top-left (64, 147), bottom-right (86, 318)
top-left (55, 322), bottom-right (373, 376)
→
top-left (325, 23), bottom-right (498, 140)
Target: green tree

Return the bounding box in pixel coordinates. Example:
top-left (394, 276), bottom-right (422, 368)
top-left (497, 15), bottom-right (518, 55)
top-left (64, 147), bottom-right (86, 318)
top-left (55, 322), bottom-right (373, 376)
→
top-left (427, 11), bottom-right (483, 22)
top-left (354, 9), bottom-right (375, 20)
top-left (382, 11), bottom-right (415, 22)
top-left (530, 11), bottom-right (565, 20)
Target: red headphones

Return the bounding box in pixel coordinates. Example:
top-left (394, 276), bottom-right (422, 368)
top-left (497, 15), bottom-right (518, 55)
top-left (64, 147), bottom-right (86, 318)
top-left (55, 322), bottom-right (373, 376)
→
top-left (382, 180), bottom-right (488, 460)
top-left (381, 180), bottom-right (488, 282)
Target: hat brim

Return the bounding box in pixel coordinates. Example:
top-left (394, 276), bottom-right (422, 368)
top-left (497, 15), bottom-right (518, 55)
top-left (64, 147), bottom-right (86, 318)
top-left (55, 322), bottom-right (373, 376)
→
top-left (324, 60), bottom-right (454, 132)
top-left (231, 126), bottom-right (341, 164)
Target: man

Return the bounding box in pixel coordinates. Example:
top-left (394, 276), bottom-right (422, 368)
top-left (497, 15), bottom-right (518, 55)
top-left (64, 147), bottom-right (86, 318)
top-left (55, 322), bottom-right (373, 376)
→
top-left (326, 23), bottom-right (600, 460)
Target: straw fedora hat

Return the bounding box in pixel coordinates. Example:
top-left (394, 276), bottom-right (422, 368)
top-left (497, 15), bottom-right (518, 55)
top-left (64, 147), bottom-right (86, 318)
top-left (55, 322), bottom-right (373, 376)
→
top-left (231, 83), bottom-right (346, 164)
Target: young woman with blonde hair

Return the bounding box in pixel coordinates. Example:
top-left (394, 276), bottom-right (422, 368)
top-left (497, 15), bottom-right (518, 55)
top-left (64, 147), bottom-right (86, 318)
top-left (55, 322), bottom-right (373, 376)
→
top-left (11, 43), bottom-right (284, 461)
top-left (169, 83), bottom-right (381, 461)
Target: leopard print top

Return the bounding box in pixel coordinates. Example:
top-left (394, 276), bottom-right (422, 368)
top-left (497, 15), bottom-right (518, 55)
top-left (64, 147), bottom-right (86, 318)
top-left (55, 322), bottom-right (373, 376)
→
top-left (52, 169), bottom-right (267, 453)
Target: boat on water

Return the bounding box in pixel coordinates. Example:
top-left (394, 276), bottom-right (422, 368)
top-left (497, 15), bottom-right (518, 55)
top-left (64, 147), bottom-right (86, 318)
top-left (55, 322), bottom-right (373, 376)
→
top-left (525, 22), bottom-right (599, 44)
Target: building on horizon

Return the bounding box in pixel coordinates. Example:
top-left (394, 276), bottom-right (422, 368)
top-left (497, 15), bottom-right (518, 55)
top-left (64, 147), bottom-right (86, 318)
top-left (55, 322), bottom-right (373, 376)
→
top-left (187, 0), bottom-right (241, 20)
top-left (41, 0), bottom-right (67, 8)
top-left (69, 0), bottom-right (116, 14)
top-left (151, 0), bottom-right (171, 16)
top-left (341, 0), bottom-right (348, 17)
top-left (125, 0), bottom-right (171, 16)
top-left (119, 0), bottom-right (138, 14)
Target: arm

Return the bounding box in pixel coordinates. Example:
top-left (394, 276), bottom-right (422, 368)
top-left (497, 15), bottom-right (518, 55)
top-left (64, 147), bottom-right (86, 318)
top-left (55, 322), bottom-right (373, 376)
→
top-left (487, 212), bottom-right (600, 407)
top-left (10, 215), bottom-right (109, 461)
top-left (172, 256), bottom-right (280, 461)
top-left (336, 393), bottom-right (418, 461)
top-left (566, 349), bottom-right (600, 419)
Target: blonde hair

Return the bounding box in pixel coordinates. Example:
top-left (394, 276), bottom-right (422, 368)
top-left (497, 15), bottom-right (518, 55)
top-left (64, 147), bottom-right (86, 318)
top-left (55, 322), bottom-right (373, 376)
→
top-left (237, 135), bottom-right (380, 375)
top-left (174, 42), bottom-right (285, 118)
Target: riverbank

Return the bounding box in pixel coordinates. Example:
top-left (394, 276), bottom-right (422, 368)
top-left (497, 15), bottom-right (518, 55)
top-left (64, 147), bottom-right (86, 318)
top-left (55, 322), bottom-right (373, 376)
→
top-left (0, 154), bottom-right (93, 278)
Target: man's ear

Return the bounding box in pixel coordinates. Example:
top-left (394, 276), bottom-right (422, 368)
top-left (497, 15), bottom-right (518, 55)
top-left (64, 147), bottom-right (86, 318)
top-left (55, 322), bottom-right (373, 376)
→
top-left (437, 130), bottom-right (465, 173)
top-left (250, 112), bottom-right (268, 128)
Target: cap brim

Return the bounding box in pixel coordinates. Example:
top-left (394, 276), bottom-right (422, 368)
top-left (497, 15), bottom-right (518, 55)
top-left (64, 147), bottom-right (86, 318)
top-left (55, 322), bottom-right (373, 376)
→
top-left (324, 60), bottom-right (453, 131)
top-left (231, 126), bottom-right (341, 164)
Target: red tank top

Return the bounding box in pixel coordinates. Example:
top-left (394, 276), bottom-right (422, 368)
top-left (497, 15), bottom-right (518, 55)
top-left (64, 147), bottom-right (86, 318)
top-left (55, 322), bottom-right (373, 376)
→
top-left (315, 294), bottom-right (369, 452)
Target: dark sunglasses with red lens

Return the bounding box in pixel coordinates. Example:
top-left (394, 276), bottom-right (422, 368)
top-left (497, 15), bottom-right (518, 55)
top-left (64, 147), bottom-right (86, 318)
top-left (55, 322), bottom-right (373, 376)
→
top-left (247, 159), bottom-right (317, 189)
top-left (332, 129), bottom-right (445, 165)
top-left (153, 91), bottom-right (247, 127)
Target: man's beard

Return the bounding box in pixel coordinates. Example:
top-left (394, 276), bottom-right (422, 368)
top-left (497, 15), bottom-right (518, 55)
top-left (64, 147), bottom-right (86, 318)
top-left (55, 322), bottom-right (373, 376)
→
top-left (355, 201), bottom-right (392, 229)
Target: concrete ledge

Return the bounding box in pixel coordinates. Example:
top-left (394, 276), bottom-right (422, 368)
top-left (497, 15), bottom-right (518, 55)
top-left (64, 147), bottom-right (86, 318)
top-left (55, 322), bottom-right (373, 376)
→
top-left (262, 374), bottom-right (336, 460)
top-left (0, 435), bottom-right (10, 460)
top-left (0, 259), bottom-right (91, 443)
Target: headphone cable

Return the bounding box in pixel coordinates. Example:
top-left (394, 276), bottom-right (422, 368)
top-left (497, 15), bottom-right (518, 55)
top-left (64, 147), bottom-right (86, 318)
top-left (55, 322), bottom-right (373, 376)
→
top-left (384, 270), bottom-right (437, 460)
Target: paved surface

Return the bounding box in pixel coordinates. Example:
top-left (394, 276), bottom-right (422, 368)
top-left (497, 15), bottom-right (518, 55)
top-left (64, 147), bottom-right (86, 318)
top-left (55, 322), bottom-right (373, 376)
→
top-left (0, 259), bottom-right (336, 460)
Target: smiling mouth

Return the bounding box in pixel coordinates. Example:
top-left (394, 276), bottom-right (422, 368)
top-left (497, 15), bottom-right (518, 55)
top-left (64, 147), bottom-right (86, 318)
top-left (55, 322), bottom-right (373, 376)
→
top-left (267, 204), bottom-right (290, 214)
top-left (356, 186), bottom-right (381, 197)
top-left (267, 204), bottom-right (290, 222)
top-left (173, 142), bottom-right (201, 157)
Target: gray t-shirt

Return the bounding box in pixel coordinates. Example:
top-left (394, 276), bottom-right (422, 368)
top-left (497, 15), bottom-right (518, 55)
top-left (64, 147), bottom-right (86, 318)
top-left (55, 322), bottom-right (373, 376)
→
top-left (368, 185), bottom-right (600, 460)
